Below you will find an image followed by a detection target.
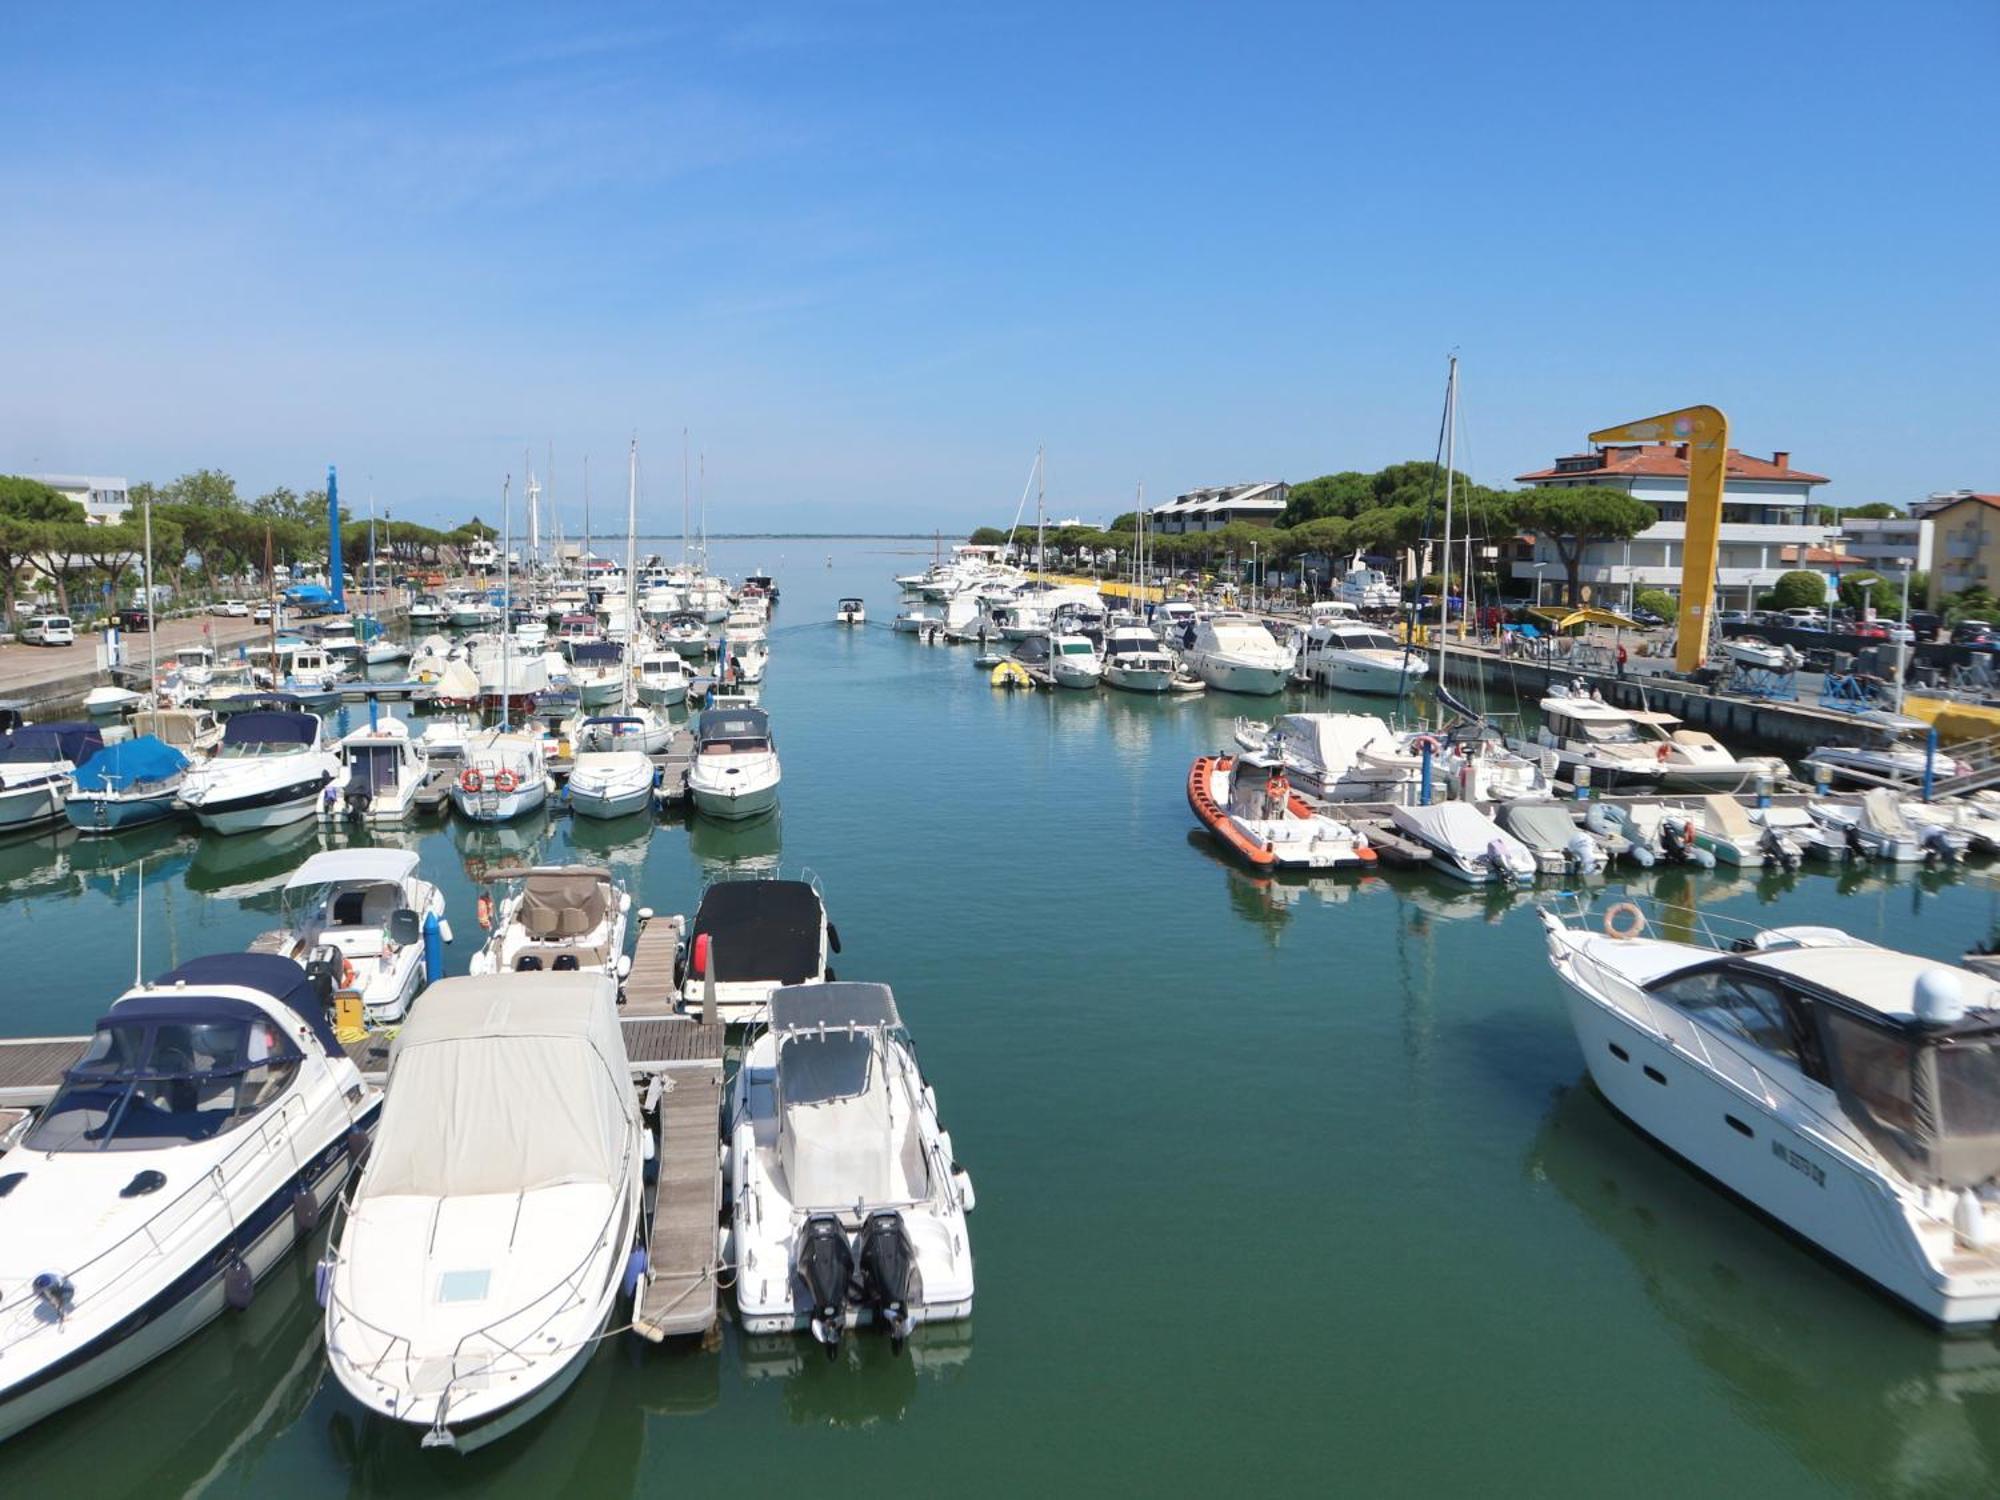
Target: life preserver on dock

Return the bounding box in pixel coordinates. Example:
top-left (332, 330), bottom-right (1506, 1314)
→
top-left (1603, 902), bottom-right (1647, 940)
top-left (476, 892), bottom-right (494, 930)
top-left (494, 769), bottom-right (520, 794)
top-left (459, 768), bottom-right (483, 793)
top-left (339, 958), bottom-right (357, 990)
top-left (1411, 734), bottom-right (1443, 757)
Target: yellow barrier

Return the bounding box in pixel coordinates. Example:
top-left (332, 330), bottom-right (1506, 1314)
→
top-left (1901, 694), bottom-right (2000, 746)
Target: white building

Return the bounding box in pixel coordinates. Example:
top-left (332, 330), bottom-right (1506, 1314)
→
top-left (1836, 514), bottom-right (1932, 574)
top-left (1149, 481), bottom-right (1288, 535)
top-left (1513, 444), bottom-right (1834, 603)
top-left (30, 473), bottom-right (132, 526)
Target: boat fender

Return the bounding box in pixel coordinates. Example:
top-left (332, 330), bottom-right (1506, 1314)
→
top-left (223, 1255), bottom-right (254, 1311)
top-left (291, 1184), bottom-right (321, 1234)
top-left (622, 1245), bottom-right (648, 1299)
top-left (344, 1126), bottom-right (372, 1167)
top-left (1656, 743), bottom-right (1672, 762)
top-left (314, 1254), bottom-right (334, 1308)
top-left (1603, 902), bottom-right (1647, 940)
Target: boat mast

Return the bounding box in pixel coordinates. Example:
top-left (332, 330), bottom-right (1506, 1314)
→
top-left (680, 428), bottom-right (690, 574)
top-left (500, 473), bottom-right (512, 731)
top-left (143, 495), bottom-right (157, 697)
top-left (624, 437), bottom-right (638, 712)
top-left (583, 454), bottom-right (592, 581)
top-left (1436, 354), bottom-right (1458, 729)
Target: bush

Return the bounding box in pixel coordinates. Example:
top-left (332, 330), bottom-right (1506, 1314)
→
top-left (1633, 589), bottom-right (1677, 620)
top-left (1767, 571), bottom-right (1829, 612)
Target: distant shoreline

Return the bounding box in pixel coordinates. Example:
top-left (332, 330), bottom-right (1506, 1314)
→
top-left (619, 533), bottom-right (948, 542)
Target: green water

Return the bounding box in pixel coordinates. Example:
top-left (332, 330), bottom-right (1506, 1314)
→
top-left (5, 540), bottom-right (2000, 1497)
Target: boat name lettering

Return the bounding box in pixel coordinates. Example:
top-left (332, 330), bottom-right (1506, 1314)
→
top-left (1770, 1138), bottom-right (1825, 1187)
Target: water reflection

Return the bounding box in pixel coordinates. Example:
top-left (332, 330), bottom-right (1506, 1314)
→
top-left (451, 804), bottom-right (557, 881)
top-left (185, 819), bottom-right (320, 900)
top-left (686, 807), bottom-right (783, 881)
top-left (566, 809), bottom-right (659, 874)
top-left (739, 1321), bottom-right (972, 1428)
top-left (1530, 1081), bottom-right (2000, 1495)
top-left (0, 820), bottom-right (199, 903)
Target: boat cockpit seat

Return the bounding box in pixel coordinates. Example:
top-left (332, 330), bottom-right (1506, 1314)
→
top-left (552, 954), bottom-right (579, 971)
top-left (515, 954), bottom-right (544, 971)
top-left (557, 909), bottom-right (592, 937)
top-left (522, 908), bottom-right (561, 939)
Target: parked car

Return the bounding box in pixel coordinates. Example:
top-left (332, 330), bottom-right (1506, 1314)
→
top-left (20, 615), bottom-right (75, 646)
top-left (1629, 606), bottom-right (1666, 626)
top-left (1717, 609), bottom-right (1749, 626)
top-left (208, 599), bottom-right (249, 617)
top-left (253, 602), bottom-right (274, 624)
top-left (1881, 623), bottom-right (1915, 645)
top-left (1851, 621), bottom-right (1888, 640)
top-left (1953, 620), bottom-right (1995, 645)
top-left (115, 607), bottom-right (152, 632)
top-left (1779, 607), bottom-right (1828, 626)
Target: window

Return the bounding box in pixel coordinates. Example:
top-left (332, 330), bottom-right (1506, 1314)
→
top-left (1649, 969), bottom-right (1796, 1059)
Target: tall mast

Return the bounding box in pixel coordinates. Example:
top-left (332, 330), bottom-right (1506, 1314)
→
top-left (143, 496), bottom-right (157, 693)
top-left (1436, 355), bottom-right (1458, 728)
top-left (500, 474), bottom-right (512, 730)
top-left (698, 452), bottom-right (707, 570)
top-left (583, 455), bottom-right (592, 579)
top-left (1036, 445), bottom-right (1045, 588)
top-left (624, 438), bottom-right (639, 711)
top-left (681, 429), bottom-right (690, 572)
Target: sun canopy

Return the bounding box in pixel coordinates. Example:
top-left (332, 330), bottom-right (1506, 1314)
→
top-left (223, 711), bottom-right (319, 747)
top-left (370, 973), bottom-right (635, 1199)
top-left (571, 642), bottom-right (623, 664)
top-left (692, 880), bottom-right (824, 983)
top-left (0, 722), bottom-right (103, 765)
top-left (770, 981), bottom-right (899, 1034)
top-left (284, 848), bottom-right (420, 891)
top-left (1526, 606), bottom-right (1640, 632)
top-left (71, 734), bottom-right (188, 792)
top-left (696, 707), bottom-right (771, 745)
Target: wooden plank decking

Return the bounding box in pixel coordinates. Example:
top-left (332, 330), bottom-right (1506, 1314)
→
top-left (634, 1063), bottom-right (724, 1342)
top-left (623, 914), bottom-right (684, 1016)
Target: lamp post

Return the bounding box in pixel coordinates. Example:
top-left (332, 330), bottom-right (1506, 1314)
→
top-left (1250, 540), bottom-right (1259, 613)
top-left (1532, 562), bottom-right (1550, 611)
top-left (1896, 558), bottom-right (1914, 712)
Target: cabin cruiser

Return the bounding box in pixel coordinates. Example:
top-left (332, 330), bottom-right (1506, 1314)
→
top-left (683, 878), bottom-right (836, 1021)
top-left (130, 705), bottom-right (224, 756)
top-left (1436, 721), bottom-right (1555, 803)
top-left (721, 637), bottom-right (769, 685)
top-left (1153, 600), bottom-right (1199, 645)
top-left (314, 616), bottom-right (360, 655)
top-left (449, 730), bottom-right (549, 823)
top-left (634, 648), bottom-right (690, 708)
top-left (1299, 620), bottom-right (1426, 696)
top-left (325, 716), bottom-right (430, 824)
top-left (1390, 802), bottom-right (1537, 884)
top-left (835, 598), bottom-right (866, 625)
top-left (177, 711), bottom-right (339, 835)
top-left (1522, 686), bottom-right (1788, 793)
top-left (568, 642), bottom-right (625, 709)
top-left (893, 604), bottom-right (942, 635)
top-left (1336, 561), bottom-right (1398, 611)
top-left (663, 612), bottom-right (712, 658)
top-left (1805, 716), bottom-right (1964, 789)
top-left (722, 606), bottom-right (768, 645)
top-left (1048, 633), bottom-right (1103, 690)
top-left (688, 706), bottom-right (781, 822)
top-left (469, 865), bottom-right (632, 978)
top-left (1184, 613), bottom-right (1293, 696)
top-left (0, 722), bottom-right (101, 831)
top-left (407, 596), bottom-right (445, 627)
top-left (1748, 803), bottom-right (1851, 862)
top-left (0, 954), bottom-right (379, 1442)
top-left (729, 982), bottom-right (975, 1352)
top-left (572, 709), bottom-right (671, 756)
top-left (323, 972), bottom-right (641, 1451)
top-left (1540, 904), bottom-right (2000, 1327)
top-left (65, 735), bottom-right (189, 834)
top-left (1101, 625), bottom-right (1175, 693)
top-left (1185, 752), bottom-right (1376, 871)
top-left (566, 751), bottom-right (656, 820)
top-left (446, 595), bottom-right (502, 629)
top-left (1237, 713), bottom-right (1426, 803)
top-left (1721, 636), bottom-right (1804, 673)
top-left (253, 849), bottom-right (448, 1026)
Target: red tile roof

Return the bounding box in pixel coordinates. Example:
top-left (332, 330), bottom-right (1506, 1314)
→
top-left (1517, 444), bottom-right (1829, 486)
top-left (1932, 493), bottom-right (2000, 510)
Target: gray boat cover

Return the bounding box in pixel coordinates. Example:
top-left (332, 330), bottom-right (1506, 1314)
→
top-left (1502, 800), bottom-right (1580, 853)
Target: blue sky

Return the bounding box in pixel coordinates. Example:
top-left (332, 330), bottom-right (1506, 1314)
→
top-left (3, 1), bottom-right (1994, 531)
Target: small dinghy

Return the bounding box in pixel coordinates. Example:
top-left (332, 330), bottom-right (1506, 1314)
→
top-left (1908, 797), bottom-right (2000, 856)
top-left (1389, 801), bottom-right (1537, 884)
top-left (1186, 753), bottom-right (1376, 871)
top-left (1675, 793), bottom-right (1804, 869)
top-left (1720, 636), bottom-right (1802, 672)
top-left (1587, 801), bottom-right (1717, 870)
top-left (1749, 803), bottom-right (1850, 862)
top-left (83, 684), bottom-right (145, 716)
top-left (1497, 799), bottom-right (1605, 876)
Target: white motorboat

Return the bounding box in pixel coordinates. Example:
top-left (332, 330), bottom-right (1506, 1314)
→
top-left (1510, 692), bottom-right (1669, 791)
top-left (130, 705), bottom-right (224, 756)
top-left (1390, 801), bottom-right (1537, 883)
top-left (1811, 790), bottom-right (1962, 863)
top-left (634, 649), bottom-right (690, 708)
top-left (1720, 636), bottom-right (1803, 673)
top-left (835, 598), bottom-right (866, 625)
top-left (1496, 800), bottom-right (1606, 877)
top-left (1748, 803), bottom-right (1851, 862)
top-left (324, 716), bottom-right (430, 824)
top-left (446, 596), bottom-right (502, 629)
top-left (1908, 797), bottom-right (2000, 856)
top-left (1540, 902), bottom-right (2000, 1327)
top-left (449, 730), bottom-right (549, 823)
top-left (722, 606), bottom-right (767, 645)
top-left (1433, 721), bottom-right (1555, 804)
top-left (1335, 560), bottom-right (1399, 611)
top-left (407, 597), bottom-right (446, 627)
top-left (0, 721), bottom-right (101, 831)
top-left (567, 642), bottom-right (625, 709)
top-left (729, 982), bottom-right (975, 1350)
top-left (1672, 794), bottom-right (1805, 869)
top-left (688, 706), bottom-right (780, 822)
top-left (566, 750), bottom-right (657, 820)
top-left (572, 710), bottom-right (672, 756)
top-left (663, 613), bottom-right (712, 659)
top-left (83, 684), bottom-right (145, 716)
top-left (253, 849), bottom-right (448, 1025)
top-left (893, 605), bottom-right (941, 635)
top-left (1299, 620), bottom-right (1426, 696)
top-left (177, 710), bottom-right (340, 835)
top-left (683, 877), bottom-right (836, 1021)
top-left (1048, 633), bottom-right (1103, 690)
top-left (362, 635), bottom-right (410, 667)
top-left (1152, 600), bottom-right (1199, 645)
top-left (1186, 752), bottom-right (1377, 871)
top-left (469, 865), bottom-right (633, 977)
top-left (0, 954), bottom-right (379, 1442)
top-left (416, 715), bottom-right (476, 764)
top-left (1806, 718), bottom-right (1963, 789)
top-left (1239, 713), bottom-right (1427, 804)
top-left (314, 616), bottom-right (360, 655)
top-left (1101, 626), bottom-right (1174, 693)
top-left (323, 972), bottom-right (641, 1451)
top-left (720, 638), bottom-right (769, 685)
top-left (1184, 613), bottom-right (1292, 696)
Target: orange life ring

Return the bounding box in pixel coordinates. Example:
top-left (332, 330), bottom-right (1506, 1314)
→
top-left (1603, 902), bottom-right (1647, 940)
top-left (340, 958), bottom-right (357, 990)
top-left (1656, 742), bottom-right (1672, 762)
top-left (459, 768), bottom-right (483, 793)
top-left (494, 769), bottom-right (520, 794)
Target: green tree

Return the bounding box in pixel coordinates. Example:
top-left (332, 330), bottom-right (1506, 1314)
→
top-left (1634, 588), bottom-right (1678, 621)
top-left (967, 526), bottom-right (1009, 547)
top-left (1841, 502), bottom-right (1902, 520)
top-left (0, 477), bottom-right (87, 621)
top-left (1511, 487), bottom-right (1657, 606)
top-left (1768, 571), bottom-right (1829, 611)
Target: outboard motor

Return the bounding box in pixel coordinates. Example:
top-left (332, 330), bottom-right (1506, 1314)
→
top-left (344, 774), bottom-right (373, 823)
top-left (303, 943), bottom-right (344, 1009)
top-left (1659, 817), bottom-right (1715, 869)
top-left (797, 1215), bottom-right (855, 1359)
top-left (1759, 824), bottom-right (1802, 871)
top-left (1564, 831), bottom-right (1604, 875)
top-left (1920, 823), bottom-right (1964, 863)
top-left (1484, 839), bottom-right (1524, 886)
top-left (855, 1210), bottom-right (922, 1352)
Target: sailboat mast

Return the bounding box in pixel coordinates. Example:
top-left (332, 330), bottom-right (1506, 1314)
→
top-left (681, 429), bottom-right (690, 572)
top-left (1436, 355), bottom-right (1458, 728)
top-left (500, 474), bottom-right (512, 730)
top-left (143, 496), bottom-right (157, 692)
top-left (624, 438), bottom-right (638, 711)
top-left (583, 455), bottom-right (592, 580)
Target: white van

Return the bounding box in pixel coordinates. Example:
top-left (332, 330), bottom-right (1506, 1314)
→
top-left (21, 615), bottom-right (75, 646)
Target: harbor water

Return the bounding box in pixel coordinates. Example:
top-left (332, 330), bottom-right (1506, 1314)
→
top-left (5, 539), bottom-right (2000, 1497)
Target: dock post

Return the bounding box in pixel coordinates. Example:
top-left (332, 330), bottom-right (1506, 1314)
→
top-left (1755, 773), bottom-right (1772, 810)
top-left (1420, 741), bottom-right (1433, 806)
top-left (1575, 764), bottom-right (1592, 804)
top-left (1814, 761), bottom-right (1832, 797)
top-left (1924, 729), bottom-right (1938, 803)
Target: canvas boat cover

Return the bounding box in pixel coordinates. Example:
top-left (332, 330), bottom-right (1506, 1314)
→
top-left (1275, 714), bottom-right (1396, 773)
top-left (1501, 800), bottom-right (1580, 853)
top-left (1392, 801), bottom-right (1516, 859)
top-left (1703, 794), bottom-right (1757, 842)
top-left (0, 722), bottom-right (103, 765)
top-left (285, 848), bottom-right (420, 891)
top-left (132, 709), bottom-right (215, 748)
top-left (571, 642), bottom-right (623, 665)
top-left (1861, 788), bottom-right (1916, 839)
top-left (692, 880), bottom-right (824, 984)
top-left (222, 711), bottom-right (318, 748)
top-left (775, 985), bottom-right (918, 1208)
top-left (770, 981), bottom-right (900, 1034)
top-left (371, 973), bottom-right (635, 1199)
top-left (696, 707), bottom-right (771, 746)
top-left (71, 734), bottom-right (189, 793)
top-left (515, 866), bottom-right (614, 939)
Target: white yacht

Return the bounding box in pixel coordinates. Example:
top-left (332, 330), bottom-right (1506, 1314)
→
top-left (323, 973), bottom-right (641, 1451)
top-left (572, 709), bottom-right (672, 756)
top-left (0, 954), bottom-right (379, 1442)
top-left (663, 613), bottom-right (712, 659)
top-left (1101, 625), bottom-right (1175, 693)
top-left (0, 721), bottom-right (101, 831)
top-left (449, 729), bottom-right (549, 823)
top-left (1049, 633), bottom-right (1103, 690)
top-left (324, 716), bottom-right (430, 824)
top-left (1152, 600), bottom-right (1199, 645)
top-left (688, 706), bottom-right (780, 822)
top-left (634, 648), bottom-right (690, 708)
top-left (253, 849), bottom-right (448, 1025)
top-left (1184, 613), bottom-right (1292, 696)
top-left (1541, 903), bottom-right (2000, 1328)
top-left (129, 705), bottom-right (224, 756)
top-left (682, 877), bottom-right (836, 1021)
top-left (835, 598), bottom-right (866, 625)
top-left (1336, 561), bottom-right (1399, 610)
top-left (567, 642), bottom-right (625, 709)
top-left (469, 865), bottom-right (632, 977)
top-left (729, 982), bottom-right (975, 1351)
top-left (1238, 713), bottom-right (1426, 803)
top-left (1299, 620), bottom-right (1426, 696)
top-left (1517, 688), bottom-right (1787, 793)
top-left (178, 710), bottom-right (340, 834)
top-left (722, 638), bottom-right (769, 685)
top-left (566, 750), bottom-right (657, 820)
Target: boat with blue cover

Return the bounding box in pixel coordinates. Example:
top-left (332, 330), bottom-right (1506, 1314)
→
top-left (64, 734), bottom-right (190, 834)
top-left (0, 722), bottom-right (102, 832)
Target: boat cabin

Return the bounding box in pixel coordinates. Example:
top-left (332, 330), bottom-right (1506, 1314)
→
top-left (769, 982), bottom-right (924, 1209)
top-left (695, 707), bottom-right (772, 756)
top-left (215, 710), bottom-right (322, 758)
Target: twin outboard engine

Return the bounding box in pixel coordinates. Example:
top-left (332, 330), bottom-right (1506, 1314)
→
top-left (856, 1210), bottom-right (922, 1352)
top-left (1564, 831), bottom-right (1605, 876)
top-left (797, 1215), bottom-right (855, 1359)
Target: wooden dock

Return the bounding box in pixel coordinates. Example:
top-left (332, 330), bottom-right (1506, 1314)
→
top-left (633, 1062), bottom-right (725, 1342)
top-left (651, 728), bottom-right (696, 805)
top-left (624, 912), bottom-right (685, 1015)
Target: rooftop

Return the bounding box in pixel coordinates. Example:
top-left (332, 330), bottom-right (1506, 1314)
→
top-left (1517, 445), bottom-right (1828, 486)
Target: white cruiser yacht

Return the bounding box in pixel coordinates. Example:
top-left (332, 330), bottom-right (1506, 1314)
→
top-left (721, 637), bottom-right (769, 684)
top-left (1237, 713), bottom-right (1426, 803)
top-left (325, 716), bottom-right (430, 824)
top-left (571, 709), bottom-right (672, 756)
top-left (688, 706), bottom-right (780, 822)
top-left (323, 972), bottom-right (640, 1451)
top-left (253, 849), bottom-right (448, 1026)
top-left (729, 982), bottom-right (974, 1351)
top-left (1102, 626), bottom-right (1174, 693)
top-left (634, 648), bottom-right (690, 708)
top-left (446, 594), bottom-right (502, 629)
top-left (0, 721), bottom-right (101, 831)
top-left (683, 877), bottom-right (837, 1021)
top-left (178, 710), bottom-right (340, 834)
top-left (1336, 561), bottom-right (1399, 610)
top-left (663, 612), bottom-right (712, 659)
top-left (1049, 633), bottom-right (1103, 690)
top-left (1153, 600), bottom-right (1199, 645)
top-left (0, 954), bottom-right (379, 1442)
top-left (1541, 904), bottom-right (2000, 1327)
top-left (1299, 620), bottom-right (1426, 696)
top-left (566, 750), bottom-right (656, 820)
top-left (835, 598), bottom-right (866, 625)
top-left (469, 865), bottom-right (632, 977)
top-left (1185, 613), bottom-right (1292, 696)
top-left (1517, 687), bottom-right (1786, 793)
top-left (564, 642), bottom-right (624, 709)
top-left (448, 729), bottom-right (549, 823)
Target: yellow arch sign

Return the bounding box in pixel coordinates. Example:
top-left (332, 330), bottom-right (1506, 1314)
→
top-left (1588, 405), bottom-right (1729, 673)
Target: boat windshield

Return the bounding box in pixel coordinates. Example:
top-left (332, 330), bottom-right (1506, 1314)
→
top-left (1059, 641), bottom-right (1095, 656)
top-left (26, 1013), bottom-right (301, 1152)
top-left (217, 738), bottom-right (307, 759)
top-left (1815, 1011), bottom-right (2000, 1191)
top-left (1577, 719), bottom-right (1641, 745)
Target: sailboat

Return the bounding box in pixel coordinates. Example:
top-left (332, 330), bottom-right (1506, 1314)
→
top-left (454, 474), bottom-right (550, 823)
top-left (569, 440), bottom-right (663, 821)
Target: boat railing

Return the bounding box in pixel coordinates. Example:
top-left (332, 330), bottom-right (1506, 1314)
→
top-left (0, 1090), bottom-right (310, 1352)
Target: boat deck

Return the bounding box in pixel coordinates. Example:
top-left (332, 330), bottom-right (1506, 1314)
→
top-left (624, 913), bottom-right (685, 1016)
top-left (634, 1063), bottom-right (725, 1342)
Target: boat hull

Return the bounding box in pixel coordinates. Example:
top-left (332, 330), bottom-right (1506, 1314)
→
top-left (1103, 663), bottom-right (1171, 693)
top-left (64, 790), bottom-right (181, 834)
top-left (449, 781), bottom-right (549, 823)
top-left (184, 775), bottom-right (334, 835)
top-left (568, 782), bottom-right (655, 819)
top-left (1310, 653), bottom-right (1426, 695)
top-left (0, 780), bottom-right (67, 831)
top-left (1193, 658), bottom-right (1289, 696)
top-left (636, 681), bottom-right (687, 708)
top-left (690, 776), bottom-right (779, 822)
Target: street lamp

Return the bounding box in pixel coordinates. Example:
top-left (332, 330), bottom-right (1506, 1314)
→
top-left (1532, 561), bottom-right (1550, 610)
top-left (1895, 558), bottom-right (1915, 712)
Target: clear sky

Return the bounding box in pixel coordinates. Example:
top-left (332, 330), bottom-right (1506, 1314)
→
top-left (3, 1), bottom-right (1994, 532)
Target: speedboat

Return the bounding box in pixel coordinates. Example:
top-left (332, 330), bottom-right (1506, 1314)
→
top-left (566, 750), bottom-right (657, 820)
top-left (469, 865), bottom-right (632, 977)
top-left (1184, 613), bottom-right (1292, 696)
top-left (0, 954), bottom-right (379, 1443)
top-left (1048, 633), bottom-right (1102, 690)
top-left (1588, 801), bottom-right (1718, 869)
top-left (730, 982), bottom-right (975, 1352)
top-left (0, 722), bottom-right (101, 831)
top-left (83, 684), bottom-right (145, 716)
top-left (253, 849), bottom-right (448, 1026)
top-left (1437, 720), bottom-right (1555, 804)
top-left (64, 734), bottom-right (189, 834)
top-left (1749, 803), bottom-right (1851, 862)
top-left (721, 638), bottom-right (769, 684)
top-left (1805, 718), bottom-right (1963, 789)
top-left (572, 710), bottom-right (672, 756)
top-left (1519, 685), bottom-right (1787, 793)
top-left (324, 716), bottom-right (430, 825)
top-left (1238, 713), bottom-right (1427, 803)
top-left (1721, 636), bottom-right (1803, 673)
top-left (322, 972), bottom-right (641, 1451)
top-left (448, 729), bottom-right (549, 823)
top-left (1496, 800), bottom-right (1606, 877)
top-left (1101, 626), bottom-right (1174, 693)
top-left (1811, 790), bottom-right (1961, 863)
top-left (1540, 903), bottom-right (2000, 1327)
top-left (663, 612), bottom-right (712, 659)
top-left (1390, 802), bottom-right (1537, 883)
top-left (683, 877), bottom-right (837, 1021)
top-left (835, 598), bottom-right (866, 625)
top-left (1298, 620), bottom-right (1426, 695)
top-left (1186, 752), bottom-right (1376, 871)
top-left (634, 648), bottom-right (690, 708)
top-left (1671, 794), bottom-right (1805, 869)
top-left (688, 706), bottom-right (781, 822)
top-left (1906, 797), bottom-right (2000, 857)
top-left (177, 710), bottom-right (339, 835)
top-left (446, 595), bottom-right (502, 629)
top-left (407, 596), bottom-right (446, 627)
top-left (568, 642), bottom-right (625, 709)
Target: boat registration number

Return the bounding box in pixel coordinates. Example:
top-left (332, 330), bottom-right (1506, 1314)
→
top-left (1771, 1139), bottom-right (1825, 1188)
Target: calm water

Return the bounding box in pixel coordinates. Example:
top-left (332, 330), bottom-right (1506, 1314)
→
top-left (5, 540), bottom-right (2000, 1497)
